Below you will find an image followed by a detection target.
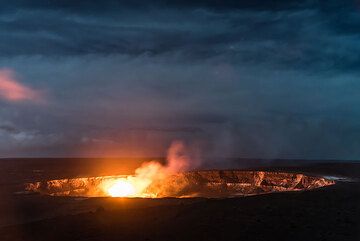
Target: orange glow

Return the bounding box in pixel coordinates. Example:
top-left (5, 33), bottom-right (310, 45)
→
top-left (99, 142), bottom-right (193, 197)
top-left (26, 141), bottom-right (206, 198)
top-left (100, 161), bottom-right (165, 198)
top-left (106, 178), bottom-right (136, 197)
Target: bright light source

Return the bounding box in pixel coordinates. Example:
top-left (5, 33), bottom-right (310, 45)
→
top-left (107, 179), bottom-right (135, 197)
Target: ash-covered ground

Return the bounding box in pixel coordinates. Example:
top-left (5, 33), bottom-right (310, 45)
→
top-left (0, 158), bottom-right (359, 241)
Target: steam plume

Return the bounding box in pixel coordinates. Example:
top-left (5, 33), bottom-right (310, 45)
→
top-left (102, 140), bottom-right (201, 197)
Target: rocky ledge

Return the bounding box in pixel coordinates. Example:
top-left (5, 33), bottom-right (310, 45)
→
top-left (25, 170), bottom-right (335, 198)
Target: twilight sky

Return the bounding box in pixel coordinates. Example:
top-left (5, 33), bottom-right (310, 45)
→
top-left (0, 0), bottom-right (360, 159)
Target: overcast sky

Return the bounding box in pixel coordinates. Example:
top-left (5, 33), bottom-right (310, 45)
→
top-left (0, 0), bottom-right (360, 160)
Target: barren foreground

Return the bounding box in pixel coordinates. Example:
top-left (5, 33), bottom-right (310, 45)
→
top-left (0, 159), bottom-right (359, 241)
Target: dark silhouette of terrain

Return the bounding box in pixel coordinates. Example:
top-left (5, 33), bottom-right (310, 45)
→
top-left (0, 159), bottom-right (359, 241)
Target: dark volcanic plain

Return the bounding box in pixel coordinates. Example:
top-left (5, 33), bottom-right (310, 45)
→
top-left (0, 158), bottom-right (359, 241)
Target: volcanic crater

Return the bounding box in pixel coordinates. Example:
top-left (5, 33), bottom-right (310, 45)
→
top-left (25, 170), bottom-right (335, 198)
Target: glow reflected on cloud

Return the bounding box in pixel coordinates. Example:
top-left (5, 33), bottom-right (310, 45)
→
top-left (0, 68), bottom-right (44, 103)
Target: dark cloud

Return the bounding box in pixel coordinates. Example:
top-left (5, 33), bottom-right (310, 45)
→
top-left (0, 1), bottom-right (360, 159)
top-left (129, 126), bottom-right (203, 133)
top-left (1, 0), bottom-right (310, 13)
top-left (1, 1), bottom-right (359, 74)
top-left (0, 124), bottom-right (18, 133)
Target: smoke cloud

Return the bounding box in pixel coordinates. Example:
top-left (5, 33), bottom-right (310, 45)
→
top-left (107, 140), bottom-right (202, 196)
top-left (166, 140), bottom-right (202, 172)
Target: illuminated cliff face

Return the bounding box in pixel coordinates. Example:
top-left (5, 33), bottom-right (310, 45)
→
top-left (25, 171), bottom-right (335, 198)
